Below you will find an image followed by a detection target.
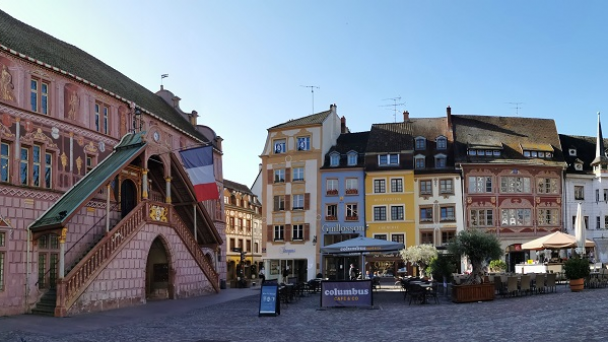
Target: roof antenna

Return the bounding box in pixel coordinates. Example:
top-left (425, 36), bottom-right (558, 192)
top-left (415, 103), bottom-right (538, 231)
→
top-left (301, 85), bottom-right (320, 115)
top-left (508, 102), bottom-right (523, 115)
top-left (380, 96), bottom-right (406, 122)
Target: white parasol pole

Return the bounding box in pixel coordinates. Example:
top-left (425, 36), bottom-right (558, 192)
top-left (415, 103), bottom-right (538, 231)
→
top-left (575, 202), bottom-right (585, 256)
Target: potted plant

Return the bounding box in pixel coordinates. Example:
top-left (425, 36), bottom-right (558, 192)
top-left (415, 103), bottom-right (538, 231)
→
top-left (400, 244), bottom-right (438, 278)
top-left (447, 229), bottom-right (502, 303)
top-left (489, 259), bottom-right (507, 273)
top-left (563, 257), bottom-right (590, 292)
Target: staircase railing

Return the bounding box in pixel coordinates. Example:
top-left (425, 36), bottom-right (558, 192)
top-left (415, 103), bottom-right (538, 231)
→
top-left (170, 209), bottom-right (220, 292)
top-left (54, 201), bottom-right (147, 316)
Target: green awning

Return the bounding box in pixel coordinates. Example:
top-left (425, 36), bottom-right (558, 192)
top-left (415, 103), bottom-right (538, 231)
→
top-left (30, 133), bottom-right (147, 232)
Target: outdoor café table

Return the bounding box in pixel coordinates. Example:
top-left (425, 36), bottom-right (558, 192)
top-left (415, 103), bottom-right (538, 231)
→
top-left (409, 281), bottom-right (433, 304)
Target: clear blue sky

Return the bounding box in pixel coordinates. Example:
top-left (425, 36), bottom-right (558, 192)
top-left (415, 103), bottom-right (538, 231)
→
top-left (2, 1), bottom-right (607, 187)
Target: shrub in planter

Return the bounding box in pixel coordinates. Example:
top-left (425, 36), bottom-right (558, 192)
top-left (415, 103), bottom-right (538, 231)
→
top-left (564, 257), bottom-right (590, 280)
top-left (429, 255), bottom-right (458, 282)
top-left (447, 229), bottom-right (502, 285)
top-left (400, 244), bottom-right (438, 278)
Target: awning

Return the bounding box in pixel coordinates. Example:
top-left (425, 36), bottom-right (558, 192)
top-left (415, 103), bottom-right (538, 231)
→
top-left (521, 231), bottom-right (595, 250)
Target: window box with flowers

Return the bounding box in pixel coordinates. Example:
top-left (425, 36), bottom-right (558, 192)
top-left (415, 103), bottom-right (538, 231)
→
top-left (325, 216), bottom-right (338, 221)
top-left (345, 216), bottom-right (359, 221)
top-left (326, 189), bottom-right (339, 196)
top-left (345, 189), bottom-right (358, 195)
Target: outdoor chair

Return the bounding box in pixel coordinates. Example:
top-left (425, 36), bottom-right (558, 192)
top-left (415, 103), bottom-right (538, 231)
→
top-left (427, 281), bottom-right (440, 304)
top-left (506, 276), bottom-right (519, 297)
top-left (408, 284), bottom-right (425, 306)
top-left (494, 278), bottom-right (506, 297)
top-left (545, 272), bottom-right (557, 293)
top-left (534, 274), bottom-right (545, 294)
top-left (519, 274), bottom-right (531, 296)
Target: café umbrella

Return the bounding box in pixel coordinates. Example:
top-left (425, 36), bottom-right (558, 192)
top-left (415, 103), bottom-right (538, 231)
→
top-left (521, 231), bottom-right (595, 250)
top-left (321, 236), bottom-right (405, 254)
top-left (575, 202), bottom-right (586, 255)
top-left (321, 237), bottom-right (405, 279)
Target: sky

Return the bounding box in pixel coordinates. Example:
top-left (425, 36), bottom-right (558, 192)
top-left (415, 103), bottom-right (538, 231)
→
top-left (2, 1), bottom-right (608, 187)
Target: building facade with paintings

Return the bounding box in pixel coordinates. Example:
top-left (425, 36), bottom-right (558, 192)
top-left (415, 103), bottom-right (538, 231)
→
top-left (319, 129), bottom-right (368, 280)
top-left (451, 107), bottom-right (567, 271)
top-left (0, 10), bottom-right (225, 317)
top-left (223, 179), bottom-right (262, 285)
top-left (259, 105), bottom-right (341, 282)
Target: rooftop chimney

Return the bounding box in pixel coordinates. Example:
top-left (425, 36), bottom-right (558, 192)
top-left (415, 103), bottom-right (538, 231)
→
top-left (403, 110), bottom-right (409, 122)
top-left (341, 116), bottom-right (347, 134)
top-left (446, 106), bottom-right (452, 128)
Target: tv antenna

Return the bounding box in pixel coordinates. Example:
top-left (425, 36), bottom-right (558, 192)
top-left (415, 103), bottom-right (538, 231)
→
top-left (508, 102), bottom-right (523, 115)
top-left (301, 85), bottom-right (320, 115)
top-left (380, 96), bottom-right (406, 122)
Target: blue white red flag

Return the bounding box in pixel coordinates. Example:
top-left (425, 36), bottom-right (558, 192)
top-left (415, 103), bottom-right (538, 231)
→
top-left (179, 145), bottom-right (219, 202)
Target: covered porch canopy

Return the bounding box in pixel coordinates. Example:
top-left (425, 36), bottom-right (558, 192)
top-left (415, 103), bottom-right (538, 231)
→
top-left (521, 231), bottom-right (596, 250)
top-left (321, 236), bottom-right (405, 254)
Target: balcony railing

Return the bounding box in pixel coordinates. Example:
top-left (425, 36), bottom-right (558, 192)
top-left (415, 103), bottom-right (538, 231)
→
top-left (345, 189), bottom-right (358, 195)
top-left (326, 189), bottom-right (338, 195)
top-left (325, 216), bottom-right (338, 221)
top-left (345, 216), bottom-right (359, 221)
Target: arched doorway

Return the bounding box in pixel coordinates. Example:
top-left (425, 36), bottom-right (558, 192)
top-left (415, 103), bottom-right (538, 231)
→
top-left (121, 179), bottom-right (137, 219)
top-left (145, 237), bottom-right (172, 300)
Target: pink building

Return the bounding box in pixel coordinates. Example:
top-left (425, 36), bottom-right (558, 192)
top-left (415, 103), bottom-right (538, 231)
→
top-left (0, 10), bottom-right (226, 316)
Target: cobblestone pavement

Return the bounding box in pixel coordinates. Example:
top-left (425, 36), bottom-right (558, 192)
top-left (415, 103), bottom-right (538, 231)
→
top-left (2, 284), bottom-right (608, 342)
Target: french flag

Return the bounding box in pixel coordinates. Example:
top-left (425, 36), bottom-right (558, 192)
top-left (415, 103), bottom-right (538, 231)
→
top-left (179, 145), bottom-right (219, 202)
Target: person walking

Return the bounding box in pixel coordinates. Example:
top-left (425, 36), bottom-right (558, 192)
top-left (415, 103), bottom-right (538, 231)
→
top-left (349, 264), bottom-right (357, 280)
top-left (258, 266), bottom-right (266, 284)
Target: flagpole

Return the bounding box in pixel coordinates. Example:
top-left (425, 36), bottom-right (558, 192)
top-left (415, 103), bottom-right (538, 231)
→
top-left (194, 203), bottom-right (198, 243)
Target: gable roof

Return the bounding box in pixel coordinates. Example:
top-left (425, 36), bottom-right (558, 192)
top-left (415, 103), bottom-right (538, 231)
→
top-left (269, 109), bottom-right (332, 130)
top-left (224, 179), bottom-right (255, 196)
top-left (409, 117), bottom-right (451, 141)
top-left (452, 114), bottom-right (566, 167)
top-left (0, 9), bottom-right (208, 143)
top-left (559, 134), bottom-right (608, 173)
top-left (322, 131), bottom-right (369, 168)
top-left (366, 122), bottom-right (413, 153)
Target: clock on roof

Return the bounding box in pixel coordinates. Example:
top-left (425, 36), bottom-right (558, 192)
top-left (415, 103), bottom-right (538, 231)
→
top-left (153, 131), bottom-right (160, 142)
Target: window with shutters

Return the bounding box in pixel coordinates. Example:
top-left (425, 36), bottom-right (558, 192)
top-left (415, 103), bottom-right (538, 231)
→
top-left (292, 194), bottom-right (304, 210)
top-left (273, 195), bottom-right (285, 211)
top-left (292, 224), bottom-right (304, 240)
top-left (273, 225), bottom-right (284, 241)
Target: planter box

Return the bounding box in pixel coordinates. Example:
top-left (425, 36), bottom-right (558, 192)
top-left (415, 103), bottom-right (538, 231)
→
top-left (452, 283), bottom-right (495, 303)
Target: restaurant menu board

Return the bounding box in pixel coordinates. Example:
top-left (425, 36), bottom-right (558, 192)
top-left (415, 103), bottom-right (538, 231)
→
top-left (259, 284), bottom-right (280, 316)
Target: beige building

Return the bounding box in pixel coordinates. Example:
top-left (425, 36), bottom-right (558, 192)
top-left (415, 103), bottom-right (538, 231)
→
top-left (223, 180), bottom-right (262, 285)
top-left (259, 104), bottom-right (343, 282)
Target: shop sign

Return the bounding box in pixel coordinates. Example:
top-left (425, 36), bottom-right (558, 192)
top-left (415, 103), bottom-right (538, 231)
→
top-left (321, 280), bottom-right (373, 308)
top-left (322, 224), bottom-right (365, 233)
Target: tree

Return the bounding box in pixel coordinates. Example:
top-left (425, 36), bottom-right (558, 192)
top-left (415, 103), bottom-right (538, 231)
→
top-left (399, 244), bottom-right (438, 278)
top-left (447, 229), bottom-right (502, 285)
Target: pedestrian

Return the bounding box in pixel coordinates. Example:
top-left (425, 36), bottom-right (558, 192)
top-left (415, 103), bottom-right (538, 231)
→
top-left (349, 264), bottom-right (357, 280)
top-left (258, 266), bottom-right (266, 284)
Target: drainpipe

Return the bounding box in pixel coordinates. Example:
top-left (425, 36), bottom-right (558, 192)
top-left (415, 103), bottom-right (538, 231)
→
top-left (25, 225), bottom-right (31, 311)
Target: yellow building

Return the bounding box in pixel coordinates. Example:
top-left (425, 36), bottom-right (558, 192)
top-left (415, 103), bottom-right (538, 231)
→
top-left (363, 121), bottom-right (415, 275)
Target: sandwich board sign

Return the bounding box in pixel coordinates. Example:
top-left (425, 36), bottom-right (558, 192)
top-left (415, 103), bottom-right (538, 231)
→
top-left (258, 283), bottom-right (280, 316)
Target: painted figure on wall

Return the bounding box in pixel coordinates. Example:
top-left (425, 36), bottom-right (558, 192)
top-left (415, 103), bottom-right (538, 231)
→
top-left (67, 90), bottom-right (79, 120)
top-left (0, 64), bottom-right (14, 101)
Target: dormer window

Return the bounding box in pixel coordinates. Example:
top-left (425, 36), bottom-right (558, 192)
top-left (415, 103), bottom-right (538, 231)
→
top-left (379, 154), bottom-right (399, 166)
top-left (436, 136), bottom-right (447, 150)
top-left (569, 148), bottom-right (577, 157)
top-left (330, 153), bottom-right (340, 167)
top-left (297, 136), bottom-right (310, 151)
top-left (415, 137), bottom-right (426, 150)
top-left (415, 155), bottom-right (425, 169)
top-left (347, 152), bottom-right (357, 166)
top-left (273, 139), bottom-right (286, 154)
top-left (435, 154), bottom-right (447, 169)
top-left (575, 163), bottom-right (583, 171)
top-left (523, 149), bottom-right (552, 159)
